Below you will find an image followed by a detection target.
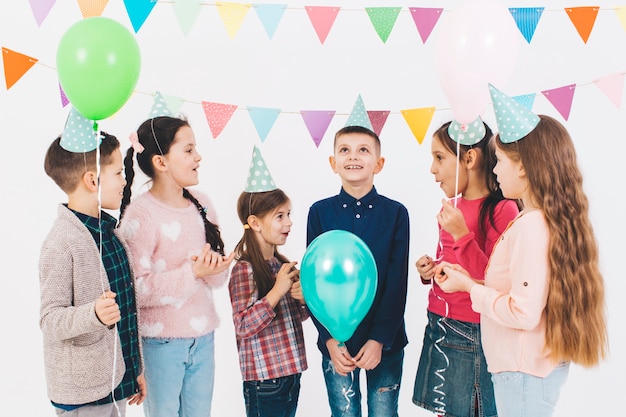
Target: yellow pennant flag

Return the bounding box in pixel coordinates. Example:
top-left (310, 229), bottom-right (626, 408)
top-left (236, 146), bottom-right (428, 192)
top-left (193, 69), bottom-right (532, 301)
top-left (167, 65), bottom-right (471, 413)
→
top-left (615, 7), bottom-right (626, 32)
top-left (77, 0), bottom-right (109, 18)
top-left (401, 107), bottom-right (435, 145)
top-left (216, 2), bottom-right (251, 39)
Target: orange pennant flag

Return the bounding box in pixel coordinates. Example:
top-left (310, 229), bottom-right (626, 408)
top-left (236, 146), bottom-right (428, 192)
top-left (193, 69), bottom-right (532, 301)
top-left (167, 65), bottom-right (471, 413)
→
top-left (77, 0), bottom-right (109, 18)
top-left (400, 107), bottom-right (435, 145)
top-left (2, 47), bottom-right (38, 89)
top-left (565, 6), bottom-right (599, 43)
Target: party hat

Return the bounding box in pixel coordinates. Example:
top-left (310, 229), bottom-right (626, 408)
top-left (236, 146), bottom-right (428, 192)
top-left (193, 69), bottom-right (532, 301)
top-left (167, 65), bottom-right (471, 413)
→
top-left (60, 107), bottom-right (99, 153)
top-left (244, 146), bottom-right (277, 192)
top-left (149, 91), bottom-right (173, 117)
top-left (447, 117), bottom-right (486, 145)
top-left (345, 94), bottom-right (373, 130)
top-left (489, 84), bottom-right (540, 143)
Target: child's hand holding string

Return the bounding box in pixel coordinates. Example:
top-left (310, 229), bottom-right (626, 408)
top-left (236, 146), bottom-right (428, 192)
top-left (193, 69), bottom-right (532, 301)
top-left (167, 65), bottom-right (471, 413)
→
top-left (326, 338), bottom-right (357, 376)
top-left (95, 290), bottom-right (120, 326)
top-left (437, 199), bottom-right (470, 241)
top-left (434, 262), bottom-right (477, 293)
top-left (416, 255), bottom-right (436, 284)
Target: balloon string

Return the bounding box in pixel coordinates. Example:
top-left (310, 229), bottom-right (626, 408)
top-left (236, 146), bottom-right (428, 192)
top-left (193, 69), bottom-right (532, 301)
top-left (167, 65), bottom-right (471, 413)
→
top-left (430, 228), bottom-right (449, 414)
top-left (341, 369), bottom-right (356, 413)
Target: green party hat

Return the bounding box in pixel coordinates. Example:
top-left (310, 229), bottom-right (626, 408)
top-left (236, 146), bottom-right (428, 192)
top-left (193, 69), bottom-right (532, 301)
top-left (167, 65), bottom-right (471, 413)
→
top-left (60, 107), bottom-right (99, 153)
top-left (345, 94), bottom-right (373, 130)
top-left (244, 146), bottom-right (277, 192)
top-left (149, 91), bottom-right (173, 117)
top-left (489, 84), bottom-right (540, 143)
top-left (447, 117), bottom-right (486, 145)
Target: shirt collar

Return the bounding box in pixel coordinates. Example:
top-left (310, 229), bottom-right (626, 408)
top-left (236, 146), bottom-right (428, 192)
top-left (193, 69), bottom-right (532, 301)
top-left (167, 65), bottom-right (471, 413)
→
top-left (338, 186), bottom-right (379, 208)
top-left (69, 206), bottom-right (117, 234)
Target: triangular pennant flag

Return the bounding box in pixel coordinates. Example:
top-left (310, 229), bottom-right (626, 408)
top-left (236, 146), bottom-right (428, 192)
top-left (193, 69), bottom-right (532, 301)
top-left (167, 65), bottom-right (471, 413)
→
top-left (565, 6), bottom-right (599, 43)
top-left (300, 110), bottom-right (335, 148)
top-left (2, 47), bottom-right (38, 90)
top-left (201, 101), bottom-right (238, 139)
top-left (247, 106), bottom-right (281, 142)
top-left (400, 107), bottom-right (435, 145)
top-left (512, 93), bottom-right (536, 110)
top-left (123, 0), bottom-right (157, 33)
top-left (61, 107), bottom-right (98, 153)
top-left (593, 73), bottom-right (624, 108)
top-left (149, 91), bottom-right (173, 117)
top-left (161, 93), bottom-right (184, 115)
top-left (216, 2), bottom-right (251, 39)
top-left (365, 7), bottom-right (401, 43)
top-left (616, 7), bottom-right (626, 32)
top-left (541, 84), bottom-right (576, 120)
top-left (173, 0), bottom-right (203, 37)
top-left (367, 110), bottom-right (390, 137)
top-left (244, 146), bottom-right (277, 192)
top-left (305, 6), bottom-right (340, 44)
top-left (509, 7), bottom-right (544, 43)
top-left (409, 7), bottom-right (443, 43)
top-left (29, 0), bottom-right (57, 26)
top-left (77, 0), bottom-right (109, 18)
top-left (254, 4), bottom-right (286, 39)
top-left (59, 83), bottom-right (69, 107)
top-left (346, 94), bottom-right (373, 130)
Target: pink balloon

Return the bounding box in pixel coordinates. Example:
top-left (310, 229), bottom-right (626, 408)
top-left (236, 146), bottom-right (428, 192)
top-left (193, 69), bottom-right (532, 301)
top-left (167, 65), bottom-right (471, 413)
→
top-left (434, 0), bottom-right (521, 123)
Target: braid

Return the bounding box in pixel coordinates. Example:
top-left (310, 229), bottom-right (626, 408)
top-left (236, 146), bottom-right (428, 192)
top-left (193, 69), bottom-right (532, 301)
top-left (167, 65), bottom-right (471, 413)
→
top-left (183, 189), bottom-right (225, 255)
top-left (120, 147), bottom-right (136, 219)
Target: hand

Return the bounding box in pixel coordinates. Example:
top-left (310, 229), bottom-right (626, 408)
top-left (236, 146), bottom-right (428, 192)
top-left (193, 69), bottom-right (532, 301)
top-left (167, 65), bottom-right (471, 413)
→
top-left (191, 244), bottom-right (235, 279)
top-left (290, 278), bottom-right (305, 303)
top-left (354, 339), bottom-right (383, 371)
top-left (437, 199), bottom-right (470, 241)
top-left (266, 261), bottom-right (299, 308)
top-left (416, 255), bottom-right (436, 281)
top-left (127, 373), bottom-right (147, 406)
top-left (94, 291), bottom-right (120, 326)
top-left (434, 263), bottom-right (475, 293)
top-left (326, 338), bottom-right (356, 376)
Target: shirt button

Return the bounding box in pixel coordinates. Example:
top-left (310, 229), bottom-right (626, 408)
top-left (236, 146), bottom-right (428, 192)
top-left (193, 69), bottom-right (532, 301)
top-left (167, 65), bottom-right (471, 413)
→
top-left (342, 204), bottom-right (347, 208)
top-left (523, 282), bottom-right (528, 286)
top-left (356, 201), bottom-right (361, 206)
top-left (356, 214), bottom-right (361, 219)
top-left (368, 204), bottom-right (373, 209)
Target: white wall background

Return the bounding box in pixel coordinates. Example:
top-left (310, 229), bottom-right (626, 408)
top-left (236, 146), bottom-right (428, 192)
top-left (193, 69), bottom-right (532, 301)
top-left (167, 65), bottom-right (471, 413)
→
top-left (1, 1), bottom-right (624, 416)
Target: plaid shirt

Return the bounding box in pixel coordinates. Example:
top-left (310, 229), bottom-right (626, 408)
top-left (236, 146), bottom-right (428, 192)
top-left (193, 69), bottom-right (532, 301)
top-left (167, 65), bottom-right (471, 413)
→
top-left (73, 210), bottom-right (141, 405)
top-left (229, 258), bottom-right (308, 381)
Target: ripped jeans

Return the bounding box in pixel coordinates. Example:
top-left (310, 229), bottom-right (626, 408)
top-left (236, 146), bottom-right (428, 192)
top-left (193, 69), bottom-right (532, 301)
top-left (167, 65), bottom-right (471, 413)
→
top-left (321, 349), bottom-right (403, 417)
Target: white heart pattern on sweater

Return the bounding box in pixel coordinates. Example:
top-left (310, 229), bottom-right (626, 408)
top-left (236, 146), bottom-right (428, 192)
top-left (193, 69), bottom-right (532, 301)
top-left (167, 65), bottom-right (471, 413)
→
top-left (161, 221), bottom-right (181, 241)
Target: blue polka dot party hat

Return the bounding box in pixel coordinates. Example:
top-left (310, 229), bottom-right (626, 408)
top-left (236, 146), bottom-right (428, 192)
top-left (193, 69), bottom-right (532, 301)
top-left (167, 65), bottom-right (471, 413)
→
top-left (447, 116), bottom-right (487, 146)
top-left (60, 107), bottom-right (99, 153)
top-left (244, 146), bottom-right (277, 192)
top-left (489, 84), bottom-right (540, 143)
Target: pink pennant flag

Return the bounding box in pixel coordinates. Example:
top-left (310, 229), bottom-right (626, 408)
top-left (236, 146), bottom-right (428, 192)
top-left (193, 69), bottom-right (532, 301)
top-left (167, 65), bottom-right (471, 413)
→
top-left (201, 101), bottom-right (238, 139)
top-left (300, 110), bottom-right (335, 148)
top-left (541, 84), bottom-right (576, 120)
top-left (409, 7), bottom-right (443, 43)
top-left (367, 110), bottom-right (390, 136)
top-left (593, 73), bottom-right (624, 108)
top-left (59, 83), bottom-right (69, 107)
top-left (29, 0), bottom-right (57, 27)
top-left (305, 6), bottom-right (340, 44)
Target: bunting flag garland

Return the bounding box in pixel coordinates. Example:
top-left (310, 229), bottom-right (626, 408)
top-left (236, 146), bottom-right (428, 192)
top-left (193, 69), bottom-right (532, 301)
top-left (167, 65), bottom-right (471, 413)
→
top-left (149, 91), bottom-right (173, 117)
top-left (409, 7), bottom-right (443, 44)
top-left (541, 84), bottom-right (576, 120)
top-left (367, 110), bottom-right (390, 136)
top-left (512, 93), bottom-right (536, 110)
top-left (174, 0), bottom-right (204, 37)
top-left (254, 3), bottom-right (287, 39)
top-left (593, 72), bottom-right (624, 108)
top-left (305, 6), bottom-right (340, 44)
top-left (300, 110), bottom-right (335, 148)
top-left (2, 47), bottom-right (38, 89)
top-left (216, 2), bottom-right (252, 39)
top-left (401, 107), bottom-right (435, 144)
top-left (161, 92), bottom-right (185, 115)
top-left (59, 83), bottom-right (69, 107)
top-left (247, 106), bottom-right (281, 142)
top-left (616, 7), bottom-right (626, 32)
top-left (565, 6), bottom-right (599, 43)
top-left (509, 7), bottom-right (544, 44)
top-left (123, 0), bottom-right (157, 33)
top-left (366, 7), bottom-right (401, 43)
top-left (77, 0), bottom-right (109, 18)
top-left (202, 101), bottom-right (238, 138)
top-left (29, 0), bottom-right (57, 27)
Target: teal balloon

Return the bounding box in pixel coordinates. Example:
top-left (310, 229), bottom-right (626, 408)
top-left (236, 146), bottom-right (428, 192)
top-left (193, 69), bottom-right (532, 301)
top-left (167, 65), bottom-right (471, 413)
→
top-left (301, 230), bottom-right (377, 343)
top-left (56, 17), bottom-right (141, 120)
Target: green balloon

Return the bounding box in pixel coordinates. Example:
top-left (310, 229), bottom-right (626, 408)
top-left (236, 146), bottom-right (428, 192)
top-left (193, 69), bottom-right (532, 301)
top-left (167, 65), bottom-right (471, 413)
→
top-left (301, 230), bottom-right (378, 343)
top-left (56, 17), bottom-right (141, 120)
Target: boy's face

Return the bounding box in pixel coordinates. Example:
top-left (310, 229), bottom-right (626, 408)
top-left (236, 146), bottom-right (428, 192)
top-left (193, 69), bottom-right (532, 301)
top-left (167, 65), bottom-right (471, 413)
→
top-left (99, 148), bottom-right (126, 210)
top-left (330, 132), bottom-right (384, 188)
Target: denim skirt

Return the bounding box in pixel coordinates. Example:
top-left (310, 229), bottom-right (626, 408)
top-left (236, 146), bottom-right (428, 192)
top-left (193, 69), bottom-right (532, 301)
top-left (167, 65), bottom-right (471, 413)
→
top-left (413, 311), bottom-right (497, 417)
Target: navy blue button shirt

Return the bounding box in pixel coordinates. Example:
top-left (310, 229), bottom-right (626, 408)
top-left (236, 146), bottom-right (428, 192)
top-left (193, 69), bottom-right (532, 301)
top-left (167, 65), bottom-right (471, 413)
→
top-left (306, 186), bottom-right (410, 357)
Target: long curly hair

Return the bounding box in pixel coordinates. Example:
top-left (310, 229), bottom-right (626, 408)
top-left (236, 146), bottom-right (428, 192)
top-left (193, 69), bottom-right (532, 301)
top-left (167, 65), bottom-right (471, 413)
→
top-left (496, 115), bottom-right (607, 367)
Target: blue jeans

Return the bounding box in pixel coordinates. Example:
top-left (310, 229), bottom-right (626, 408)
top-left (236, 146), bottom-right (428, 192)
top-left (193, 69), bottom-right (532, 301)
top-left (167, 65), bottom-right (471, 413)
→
top-left (243, 373), bottom-right (301, 417)
top-left (322, 349), bottom-right (403, 417)
top-left (413, 312), bottom-right (497, 417)
top-left (142, 333), bottom-right (215, 417)
top-left (491, 361), bottom-right (570, 417)
top-left (54, 402), bottom-right (126, 416)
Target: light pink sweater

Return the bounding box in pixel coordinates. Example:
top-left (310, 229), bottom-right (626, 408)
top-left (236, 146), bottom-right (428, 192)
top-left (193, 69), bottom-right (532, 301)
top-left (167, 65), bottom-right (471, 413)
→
top-left (119, 190), bottom-right (228, 338)
top-left (470, 210), bottom-right (558, 377)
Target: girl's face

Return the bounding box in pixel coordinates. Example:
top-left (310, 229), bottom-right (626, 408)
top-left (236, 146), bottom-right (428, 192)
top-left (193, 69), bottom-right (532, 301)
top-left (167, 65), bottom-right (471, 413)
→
top-left (100, 148), bottom-right (126, 210)
top-left (493, 147), bottom-right (526, 201)
top-left (430, 135), bottom-right (468, 198)
top-left (164, 126), bottom-right (201, 188)
top-left (255, 201), bottom-right (292, 256)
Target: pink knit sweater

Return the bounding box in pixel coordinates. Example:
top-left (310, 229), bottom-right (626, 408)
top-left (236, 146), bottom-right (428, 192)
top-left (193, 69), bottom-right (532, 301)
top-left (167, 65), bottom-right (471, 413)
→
top-left (119, 190), bottom-right (228, 338)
